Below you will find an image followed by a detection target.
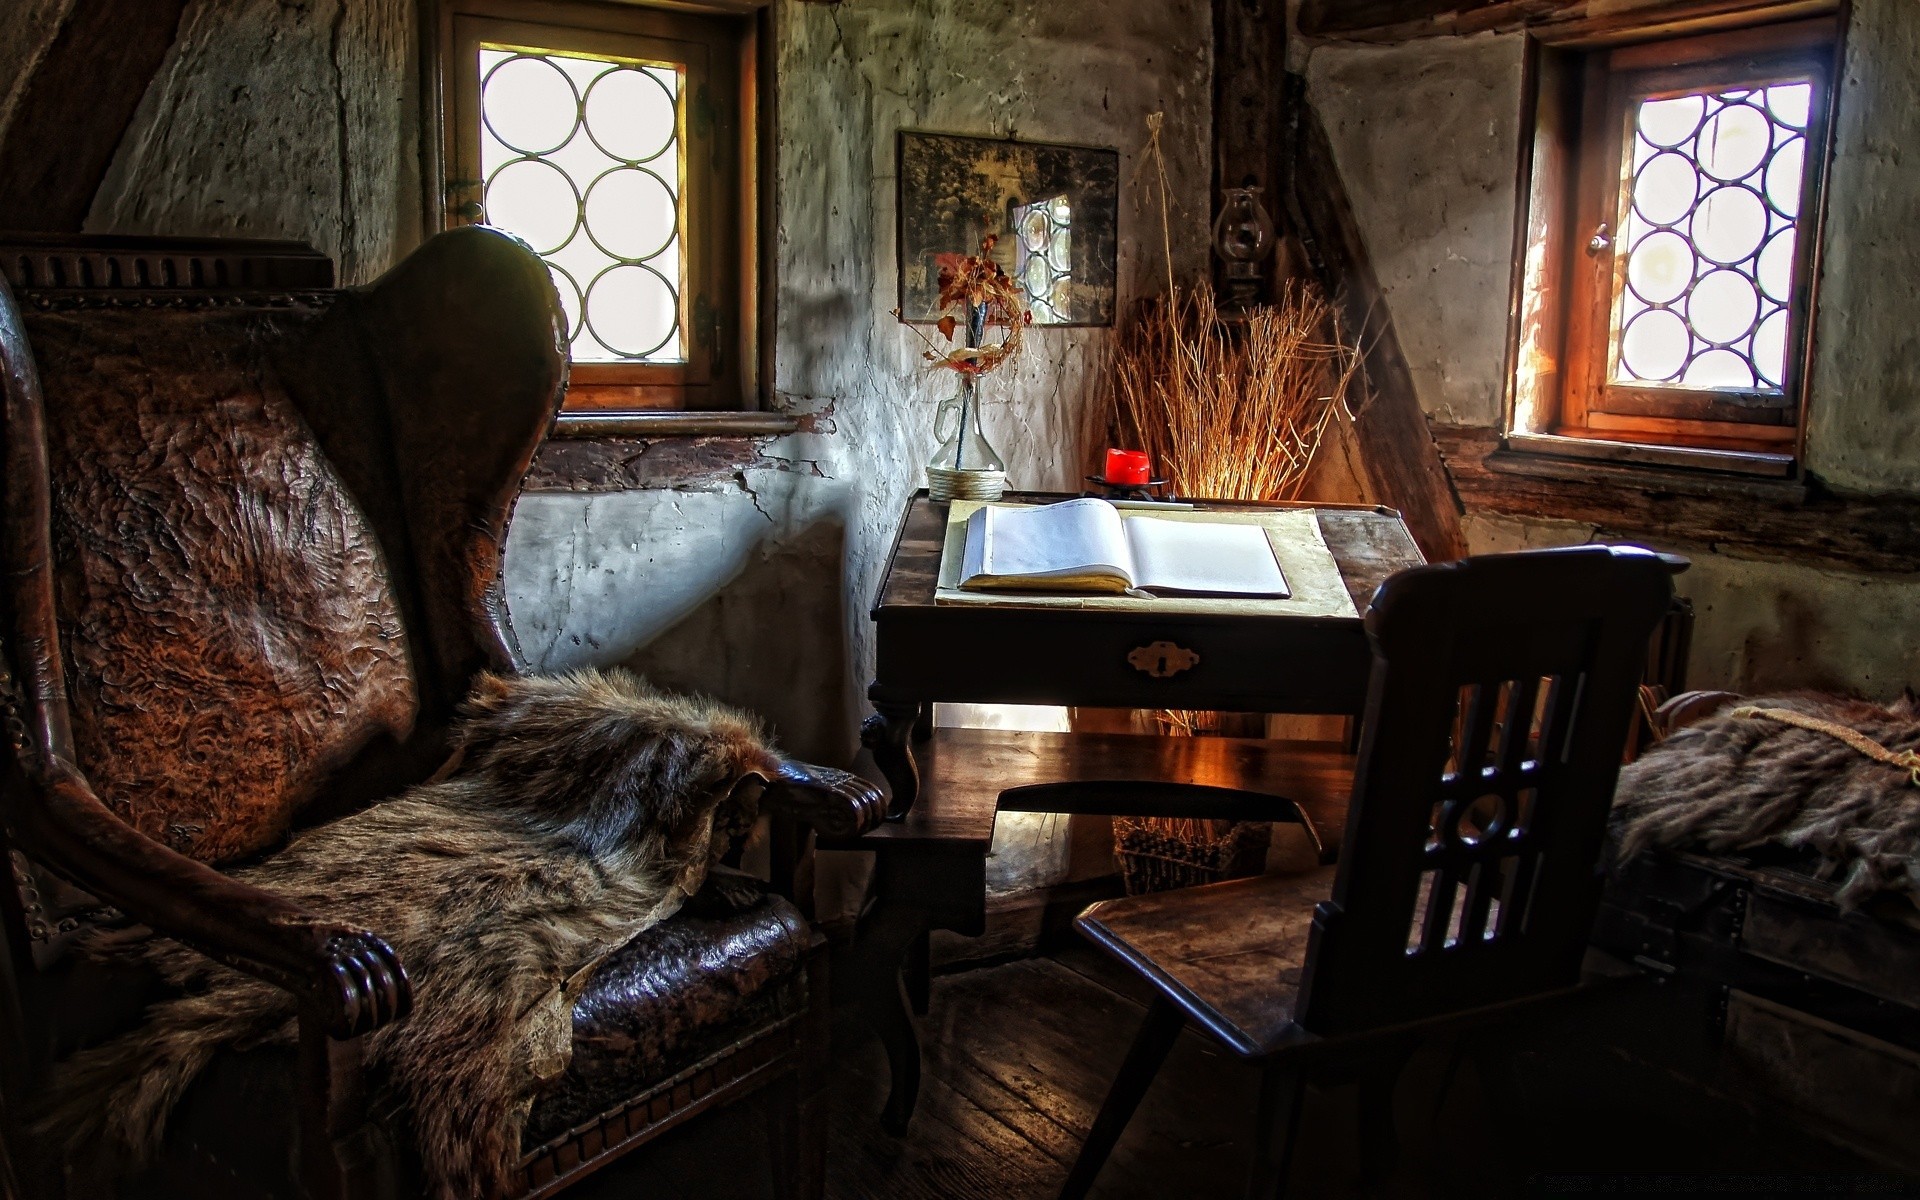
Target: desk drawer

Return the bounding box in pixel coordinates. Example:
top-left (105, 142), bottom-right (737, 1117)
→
top-left (872, 609), bottom-right (1372, 713)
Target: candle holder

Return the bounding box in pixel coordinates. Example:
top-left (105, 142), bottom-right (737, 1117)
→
top-left (1083, 474), bottom-right (1172, 503)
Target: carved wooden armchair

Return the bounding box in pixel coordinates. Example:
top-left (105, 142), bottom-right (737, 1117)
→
top-left (0, 227), bottom-right (882, 1199)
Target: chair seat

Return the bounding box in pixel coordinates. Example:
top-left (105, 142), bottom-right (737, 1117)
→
top-left (1075, 867), bottom-right (1338, 1059)
top-left (523, 891), bottom-right (813, 1147)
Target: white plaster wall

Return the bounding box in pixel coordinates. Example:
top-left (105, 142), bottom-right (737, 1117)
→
top-left (82, 0), bottom-right (419, 284)
top-left (1305, 33), bottom-right (1526, 427)
top-left (1803, 0), bottom-right (1920, 493)
top-left (1308, 0), bottom-right (1920, 701)
top-left (1466, 513), bottom-right (1920, 700)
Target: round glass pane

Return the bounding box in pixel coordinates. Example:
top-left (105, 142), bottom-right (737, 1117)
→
top-left (1683, 348), bottom-right (1756, 388)
top-left (1626, 230), bottom-right (1694, 305)
top-left (1692, 186), bottom-right (1768, 265)
top-left (1020, 207), bottom-right (1051, 253)
top-left (1620, 309), bottom-right (1689, 382)
top-left (1767, 82), bottom-right (1813, 129)
top-left (1639, 94), bottom-right (1707, 148)
top-left (585, 264), bottom-right (677, 358)
top-left (1753, 308), bottom-right (1789, 387)
top-left (1688, 269), bottom-right (1761, 345)
top-left (1024, 255), bottom-right (1052, 296)
top-left (1758, 228), bottom-right (1798, 302)
top-left (1696, 102), bottom-right (1771, 182)
top-left (584, 68), bottom-right (677, 163)
top-left (485, 159), bottom-right (580, 254)
top-left (1633, 152), bottom-right (1700, 226)
top-left (1766, 137), bottom-right (1806, 219)
top-left (548, 264), bottom-right (583, 340)
top-left (482, 56), bottom-right (579, 156)
top-left (583, 168), bottom-right (677, 261)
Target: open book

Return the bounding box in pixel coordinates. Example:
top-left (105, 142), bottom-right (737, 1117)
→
top-left (958, 498), bottom-right (1290, 598)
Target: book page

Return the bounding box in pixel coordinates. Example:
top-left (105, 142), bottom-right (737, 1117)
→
top-left (960, 498), bottom-right (1135, 592)
top-left (1122, 515), bottom-right (1289, 597)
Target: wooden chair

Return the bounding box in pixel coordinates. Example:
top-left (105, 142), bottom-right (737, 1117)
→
top-left (1056, 546), bottom-right (1675, 1199)
top-left (0, 227), bottom-right (883, 1199)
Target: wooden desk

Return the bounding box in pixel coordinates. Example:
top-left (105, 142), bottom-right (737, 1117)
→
top-left (832, 493), bottom-right (1424, 1134)
top-left (858, 492), bottom-right (1424, 815)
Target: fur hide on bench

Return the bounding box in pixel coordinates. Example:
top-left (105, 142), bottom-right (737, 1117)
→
top-left (39, 668), bottom-right (781, 1199)
top-left (1614, 690), bottom-right (1920, 911)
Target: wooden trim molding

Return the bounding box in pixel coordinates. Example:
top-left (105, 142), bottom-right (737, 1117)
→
top-left (1434, 423), bottom-right (1920, 575)
top-left (1298, 0), bottom-right (1839, 46)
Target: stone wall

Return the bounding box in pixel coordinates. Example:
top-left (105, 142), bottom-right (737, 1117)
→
top-left (1303, 0), bottom-right (1920, 700)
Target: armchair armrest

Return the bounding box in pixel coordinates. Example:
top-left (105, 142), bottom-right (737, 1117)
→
top-left (11, 757), bottom-right (411, 1039)
top-left (755, 758), bottom-right (886, 841)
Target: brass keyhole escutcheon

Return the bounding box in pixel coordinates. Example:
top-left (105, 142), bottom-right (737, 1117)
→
top-left (1127, 641), bottom-right (1200, 680)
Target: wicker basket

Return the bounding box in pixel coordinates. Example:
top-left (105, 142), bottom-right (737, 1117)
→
top-left (1112, 816), bottom-right (1271, 896)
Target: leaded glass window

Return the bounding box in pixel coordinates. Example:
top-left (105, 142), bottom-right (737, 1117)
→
top-left (1525, 16), bottom-right (1838, 459)
top-left (479, 47), bottom-right (685, 364)
top-left (1613, 82), bottom-right (1811, 393)
top-left (443, 3), bottom-right (753, 412)
top-left (1011, 195), bottom-right (1073, 324)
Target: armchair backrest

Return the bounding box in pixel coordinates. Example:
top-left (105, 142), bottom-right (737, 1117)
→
top-left (1296, 546), bottom-right (1673, 1035)
top-left (0, 227), bottom-right (567, 868)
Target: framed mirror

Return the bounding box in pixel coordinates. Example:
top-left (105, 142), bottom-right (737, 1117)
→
top-left (897, 131), bottom-right (1119, 328)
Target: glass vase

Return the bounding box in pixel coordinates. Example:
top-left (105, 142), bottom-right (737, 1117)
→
top-left (926, 376), bottom-right (1006, 502)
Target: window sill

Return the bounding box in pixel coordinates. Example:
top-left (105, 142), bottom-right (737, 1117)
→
top-left (550, 410), bottom-right (802, 439)
top-left (1429, 424), bottom-right (1920, 575)
top-left (528, 411), bottom-right (804, 492)
top-left (1501, 432), bottom-right (1801, 490)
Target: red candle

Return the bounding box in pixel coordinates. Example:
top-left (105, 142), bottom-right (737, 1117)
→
top-left (1105, 449), bottom-right (1152, 485)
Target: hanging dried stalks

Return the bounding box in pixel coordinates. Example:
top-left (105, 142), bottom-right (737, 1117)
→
top-left (1104, 280), bottom-right (1363, 504)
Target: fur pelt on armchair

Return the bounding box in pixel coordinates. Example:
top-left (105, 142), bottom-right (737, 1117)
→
top-left (38, 668), bottom-right (783, 1199)
top-left (1614, 690), bottom-right (1920, 910)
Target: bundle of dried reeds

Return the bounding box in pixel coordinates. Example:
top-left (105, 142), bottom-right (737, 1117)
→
top-left (1102, 279), bottom-right (1362, 504)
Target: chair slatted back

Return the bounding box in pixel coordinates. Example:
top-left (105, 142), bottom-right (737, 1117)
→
top-left (1296, 546), bottom-right (1673, 1036)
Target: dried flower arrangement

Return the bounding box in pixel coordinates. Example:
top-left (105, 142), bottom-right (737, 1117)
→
top-left (896, 234), bottom-right (1035, 501)
top-left (899, 234), bottom-right (1033, 376)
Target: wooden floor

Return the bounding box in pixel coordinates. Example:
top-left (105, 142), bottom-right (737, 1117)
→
top-left (561, 944), bottom-right (1884, 1200)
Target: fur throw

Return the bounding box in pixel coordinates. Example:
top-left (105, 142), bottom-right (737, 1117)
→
top-left (1614, 690), bottom-right (1920, 909)
top-left (39, 668), bottom-right (783, 1199)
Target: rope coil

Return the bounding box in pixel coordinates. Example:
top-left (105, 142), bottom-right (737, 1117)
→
top-left (1732, 705), bottom-right (1920, 787)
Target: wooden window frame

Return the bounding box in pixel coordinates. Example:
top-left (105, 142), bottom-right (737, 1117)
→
top-left (428, 0), bottom-right (767, 415)
top-left (1509, 13), bottom-right (1845, 470)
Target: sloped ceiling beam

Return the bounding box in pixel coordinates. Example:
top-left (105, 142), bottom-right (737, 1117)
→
top-left (0, 0), bottom-right (189, 232)
top-left (1281, 73), bottom-right (1468, 562)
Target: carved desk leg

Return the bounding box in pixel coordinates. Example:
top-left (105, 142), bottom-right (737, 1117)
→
top-left (860, 696), bottom-right (923, 820)
top-left (841, 846), bottom-right (986, 1135)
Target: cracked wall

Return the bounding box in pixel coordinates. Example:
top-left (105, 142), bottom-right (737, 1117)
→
top-left (507, 0), bottom-right (1214, 773)
top-left (1303, 0), bottom-right (1920, 698)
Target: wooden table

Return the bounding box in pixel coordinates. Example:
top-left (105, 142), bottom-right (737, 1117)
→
top-left (826, 492), bottom-right (1424, 1133)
